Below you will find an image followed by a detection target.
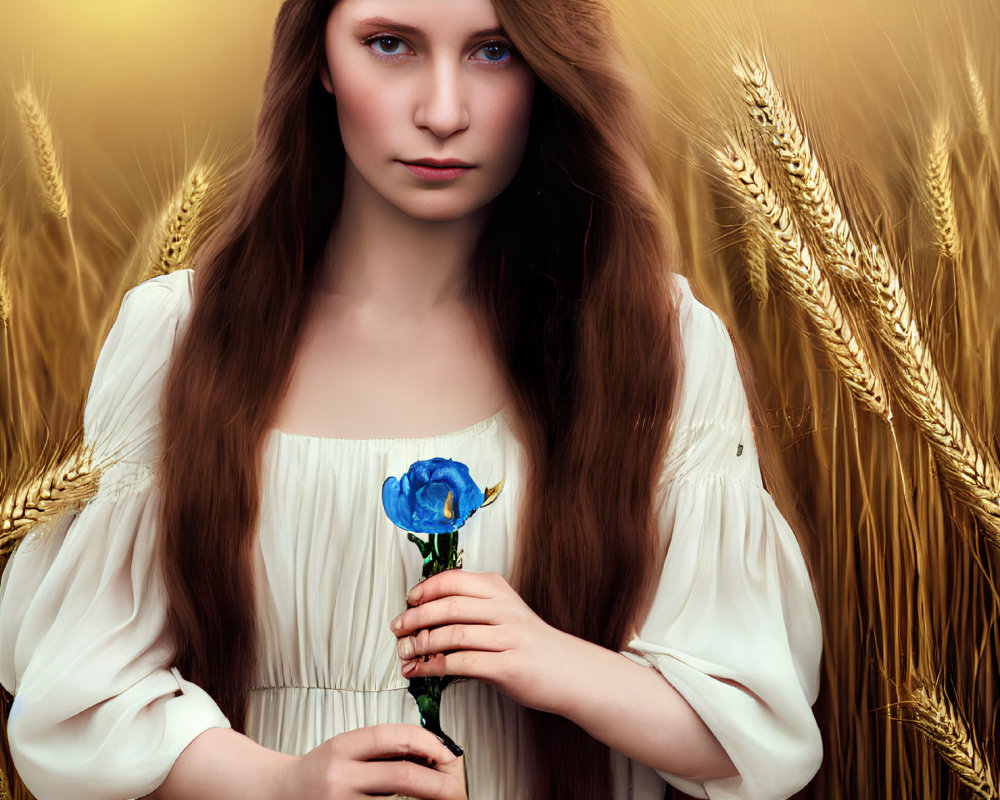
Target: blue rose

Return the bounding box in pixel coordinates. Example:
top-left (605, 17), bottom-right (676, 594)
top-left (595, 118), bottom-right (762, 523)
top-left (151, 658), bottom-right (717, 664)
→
top-left (382, 458), bottom-right (495, 534)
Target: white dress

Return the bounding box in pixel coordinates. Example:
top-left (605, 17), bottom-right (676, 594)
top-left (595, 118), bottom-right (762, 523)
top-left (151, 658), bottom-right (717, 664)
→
top-left (0, 269), bottom-right (823, 800)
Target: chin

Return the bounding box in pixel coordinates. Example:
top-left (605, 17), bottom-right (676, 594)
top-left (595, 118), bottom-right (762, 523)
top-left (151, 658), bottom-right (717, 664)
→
top-left (391, 195), bottom-right (491, 224)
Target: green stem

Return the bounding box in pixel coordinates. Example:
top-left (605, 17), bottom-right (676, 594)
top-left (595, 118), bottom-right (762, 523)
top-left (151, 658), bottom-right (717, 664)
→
top-left (406, 530), bottom-right (464, 756)
top-left (408, 531), bottom-right (462, 579)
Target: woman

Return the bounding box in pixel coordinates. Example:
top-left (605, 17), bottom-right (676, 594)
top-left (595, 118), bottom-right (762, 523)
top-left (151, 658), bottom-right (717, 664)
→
top-left (0, 0), bottom-right (823, 798)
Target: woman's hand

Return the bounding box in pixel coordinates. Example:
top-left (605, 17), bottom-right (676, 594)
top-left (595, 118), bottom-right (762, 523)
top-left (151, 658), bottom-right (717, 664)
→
top-left (390, 570), bottom-right (580, 713)
top-left (279, 724), bottom-right (466, 800)
top-left (388, 571), bottom-right (738, 781)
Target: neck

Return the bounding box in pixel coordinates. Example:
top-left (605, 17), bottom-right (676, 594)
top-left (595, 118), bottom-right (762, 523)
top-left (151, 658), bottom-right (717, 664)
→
top-left (321, 162), bottom-right (488, 312)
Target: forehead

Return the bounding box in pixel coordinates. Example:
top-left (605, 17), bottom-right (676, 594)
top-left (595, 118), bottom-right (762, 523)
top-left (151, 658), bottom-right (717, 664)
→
top-left (330, 0), bottom-right (502, 32)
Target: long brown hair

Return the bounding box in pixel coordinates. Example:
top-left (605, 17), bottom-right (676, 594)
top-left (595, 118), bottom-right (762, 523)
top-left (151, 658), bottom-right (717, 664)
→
top-left (158, 2), bottom-right (680, 798)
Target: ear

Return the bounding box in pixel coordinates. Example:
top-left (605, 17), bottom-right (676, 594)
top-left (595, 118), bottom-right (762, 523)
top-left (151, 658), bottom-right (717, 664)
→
top-left (319, 59), bottom-right (336, 95)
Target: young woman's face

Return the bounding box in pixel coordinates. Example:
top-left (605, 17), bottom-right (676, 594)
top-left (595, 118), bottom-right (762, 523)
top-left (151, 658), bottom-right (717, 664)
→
top-left (321, 0), bottom-right (536, 223)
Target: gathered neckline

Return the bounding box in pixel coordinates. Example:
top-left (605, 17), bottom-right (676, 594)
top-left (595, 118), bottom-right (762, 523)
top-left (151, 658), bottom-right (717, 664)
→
top-left (269, 407), bottom-right (508, 446)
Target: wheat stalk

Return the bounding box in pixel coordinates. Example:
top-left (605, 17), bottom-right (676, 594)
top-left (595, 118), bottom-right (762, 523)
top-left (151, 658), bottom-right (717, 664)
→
top-left (0, 246), bottom-right (23, 439)
top-left (0, 445), bottom-right (101, 561)
top-left (895, 679), bottom-right (998, 799)
top-left (147, 164), bottom-right (212, 279)
top-left (13, 86), bottom-right (69, 220)
top-left (735, 54), bottom-right (863, 282)
top-left (716, 141), bottom-right (891, 420)
top-left (926, 120), bottom-right (962, 261)
top-left (862, 241), bottom-right (1000, 543)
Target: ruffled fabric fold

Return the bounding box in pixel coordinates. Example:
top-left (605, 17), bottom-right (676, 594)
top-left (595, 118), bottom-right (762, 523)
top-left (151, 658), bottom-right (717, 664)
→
top-left (624, 474), bottom-right (822, 799)
top-left (621, 279), bottom-right (822, 799)
top-left (0, 271), bottom-right (822, 800)
top-left (0, 271), bottom-right (231, 800)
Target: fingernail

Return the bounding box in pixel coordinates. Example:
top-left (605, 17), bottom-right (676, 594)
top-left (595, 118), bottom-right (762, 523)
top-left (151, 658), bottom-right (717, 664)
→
top-left (407, 583), bottom-right (423, 606)
top-left (402, 660), bottom-right (417, 675)
top-left (390, 616), bottom-right (402, 633)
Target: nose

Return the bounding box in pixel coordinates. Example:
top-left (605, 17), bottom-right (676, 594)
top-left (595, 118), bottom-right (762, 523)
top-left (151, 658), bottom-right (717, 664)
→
top-left (413, 59), bottom-right (470, 138)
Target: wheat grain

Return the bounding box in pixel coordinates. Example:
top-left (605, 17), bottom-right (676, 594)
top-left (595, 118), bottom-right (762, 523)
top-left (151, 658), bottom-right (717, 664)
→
top-left (148, 165), bottom-right (211, 278)
top-left (14, 86), bottom-right (69, 220)
top-left (896, 680), bottom-right (998, 799)
top-left (863, 242), bottom-right (1000, 544)
top-left (735, 55), bottom-right (863, 283)
top-left (0, 445), bottom-right (101, 560)
top-left (716, 141), bottom-right (891, 420)
top-left (926, 120), bottom-right (962, 261)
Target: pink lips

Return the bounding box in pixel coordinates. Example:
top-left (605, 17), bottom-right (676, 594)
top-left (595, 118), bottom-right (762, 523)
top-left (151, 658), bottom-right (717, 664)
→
top-left (400, 159), bottom-right (474, 182)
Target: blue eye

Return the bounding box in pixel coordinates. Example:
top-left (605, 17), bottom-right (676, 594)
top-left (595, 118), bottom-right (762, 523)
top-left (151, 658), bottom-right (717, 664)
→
top-left (474, 41), bottom-right (512, 63)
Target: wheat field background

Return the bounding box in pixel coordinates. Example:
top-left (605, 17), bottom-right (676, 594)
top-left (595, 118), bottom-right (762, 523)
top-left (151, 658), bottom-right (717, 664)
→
top-left (0, 1), bottom-right (998, 798)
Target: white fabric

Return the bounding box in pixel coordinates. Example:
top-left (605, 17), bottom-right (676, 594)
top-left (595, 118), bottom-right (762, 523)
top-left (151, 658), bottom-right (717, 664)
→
top-left (0, 268), bottom-right (822, 800)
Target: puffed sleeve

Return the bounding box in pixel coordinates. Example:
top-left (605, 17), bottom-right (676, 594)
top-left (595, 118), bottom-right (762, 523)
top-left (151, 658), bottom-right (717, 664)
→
top-left (622, 277), bottom-right (823, 800)
top-left (0, 269), bottom-right (231, 800)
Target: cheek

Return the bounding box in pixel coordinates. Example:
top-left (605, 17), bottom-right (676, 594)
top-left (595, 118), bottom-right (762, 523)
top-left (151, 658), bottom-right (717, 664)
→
top-left (333, 72), bottom-right (394, 150)
top-left (482, 76), bottom-right (536, 172)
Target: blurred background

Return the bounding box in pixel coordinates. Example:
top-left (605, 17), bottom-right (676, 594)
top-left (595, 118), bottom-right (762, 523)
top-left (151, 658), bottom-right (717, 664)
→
top-left (3, 1), bottom-right (994, 262)
top-left (1, 1), bottom-right (999, 798)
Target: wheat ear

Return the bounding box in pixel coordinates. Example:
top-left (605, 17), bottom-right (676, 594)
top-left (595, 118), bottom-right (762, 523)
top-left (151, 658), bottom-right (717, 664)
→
top-left (735, 55), bottom-right (863, 282)
top-left (13, 84), bottom-right (87, 322)
top-left (895, 680), bottom-right (998, 799)
top-left (736, 54), bottom-right (1000, 540)
top-left (862, 242), bottom-right (1000, 543)
top-left (0, 445), bottom-right (101, 560)
top-left (926, 120), bottom-right (962, 261)
top-left (0, 762), bottom-right (13, 800)
top-left (744, 224), bottom-right (769, 304)
top-left (14, 86), bottom-right (69, 219)
top-left (716, 141), bottom-right (890, 420)
top-left (965, 53), bottom-right (991, 140)
top-left (148, 164), bottom-right (212, 279)
top-left (0, 263), bottom-right (10, 330)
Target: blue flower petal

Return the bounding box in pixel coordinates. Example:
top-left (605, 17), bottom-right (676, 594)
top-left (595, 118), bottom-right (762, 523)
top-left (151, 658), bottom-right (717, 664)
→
top-left (413, 482), bottom-right (454, 532)
top-left (382, 477), bottom-right (420, 534)
top-left (457, 481), bottom-right (485, 522)
top-left (382, 458), bottom-right (490, 534)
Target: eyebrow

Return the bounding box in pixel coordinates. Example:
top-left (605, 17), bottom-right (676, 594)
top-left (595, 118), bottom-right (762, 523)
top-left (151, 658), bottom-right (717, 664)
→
top-left (355, 17), bottom-right (507, 40)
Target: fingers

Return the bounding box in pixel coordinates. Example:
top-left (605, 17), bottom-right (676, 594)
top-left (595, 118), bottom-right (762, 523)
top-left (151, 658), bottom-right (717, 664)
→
top-left (338, 723), bottom-right (457, 766)
top-left (361, 757), bottom-right (466, 800)
top-left (397, 623), bottom-right (507, 661)
top-left (402, 650), bottom-right (495, 681)
top-left (407, 570), bottom-right (508, 606)
top-left (392, 595), bottom-right (498, 637)
top-left (438, 753), bottom-right (466, 782)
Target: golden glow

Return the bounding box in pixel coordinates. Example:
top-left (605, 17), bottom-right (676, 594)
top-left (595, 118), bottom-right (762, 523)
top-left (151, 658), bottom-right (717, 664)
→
top-left (0, 6), bottom-right (998, 795)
